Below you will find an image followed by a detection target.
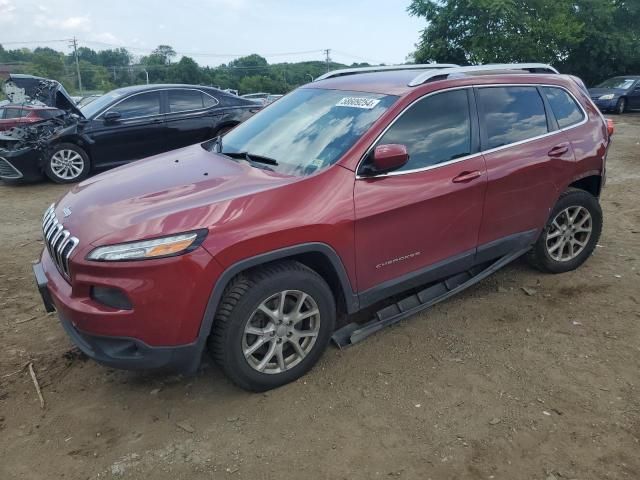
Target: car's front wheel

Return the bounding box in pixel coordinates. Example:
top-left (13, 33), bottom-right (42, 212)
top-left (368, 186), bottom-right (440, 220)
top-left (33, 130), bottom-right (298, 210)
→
top-left (209, 261), bottom-right (336, 391)
top-left (45, 143), bottom-right (90, 184)
top-left (615, 97), bottom-right (627, 114)
top-left (527, 188), bottom-right (602, 274)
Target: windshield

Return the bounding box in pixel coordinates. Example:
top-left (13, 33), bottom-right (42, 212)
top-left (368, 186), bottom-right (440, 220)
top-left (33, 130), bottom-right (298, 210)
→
top-left (596, 78), bottom-right (636, 90)
top-left (214, 88), bottom-right (397, 176)
top-left (80, 89), bottom-right (128, 118)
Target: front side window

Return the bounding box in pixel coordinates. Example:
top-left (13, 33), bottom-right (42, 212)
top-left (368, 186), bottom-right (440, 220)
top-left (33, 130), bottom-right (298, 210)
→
top-left (215, 88), bottom-right (397, 176)
top-left (543, 87), bottom-right (585, 129)
top-left (110, 92), bottom-right (161, 120)
top-left (477, 86), bottom-right (548, 149)
top-left (373, 89), bottom-right (472, 172)
top-left (168, 89), bottom-right (208, 112)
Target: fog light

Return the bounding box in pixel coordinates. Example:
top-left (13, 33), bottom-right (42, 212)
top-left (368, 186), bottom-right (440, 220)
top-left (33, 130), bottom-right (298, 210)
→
top-left (91, 286), bottom-right (133, 310)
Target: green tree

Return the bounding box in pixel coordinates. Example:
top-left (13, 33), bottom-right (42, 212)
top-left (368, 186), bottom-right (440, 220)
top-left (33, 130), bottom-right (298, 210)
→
top-left (408, 0), bottom-right (640, 84)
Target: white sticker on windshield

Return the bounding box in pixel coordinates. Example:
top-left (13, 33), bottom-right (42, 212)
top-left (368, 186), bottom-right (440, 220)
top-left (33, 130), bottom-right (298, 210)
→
top-left (336, 97), bottom-right (381, 109)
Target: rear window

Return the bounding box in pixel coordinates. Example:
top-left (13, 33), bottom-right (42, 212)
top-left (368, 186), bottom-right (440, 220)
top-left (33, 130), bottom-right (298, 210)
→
top-left (477, 86), bottom-right (548, 149)
top-left (168, 89), bottom-right (213, 112)
top-left (543, 87), bottom-right (585, 129)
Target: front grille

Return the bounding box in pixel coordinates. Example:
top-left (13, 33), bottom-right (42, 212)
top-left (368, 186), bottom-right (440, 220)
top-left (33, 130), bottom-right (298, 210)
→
top-left (42, 204), bottom-right (79, 279)
top-left (0, 157), bottom-right (23, 179)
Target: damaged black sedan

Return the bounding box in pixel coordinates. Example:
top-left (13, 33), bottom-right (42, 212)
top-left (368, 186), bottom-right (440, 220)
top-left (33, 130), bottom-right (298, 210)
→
top-left (0, 75), bottom-right (261, 184)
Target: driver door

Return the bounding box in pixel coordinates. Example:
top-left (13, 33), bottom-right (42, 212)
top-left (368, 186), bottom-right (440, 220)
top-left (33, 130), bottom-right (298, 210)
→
top-left (354, 88), bottom-right (487, 306)
top-left (87, 90), bottom-right (167, 167)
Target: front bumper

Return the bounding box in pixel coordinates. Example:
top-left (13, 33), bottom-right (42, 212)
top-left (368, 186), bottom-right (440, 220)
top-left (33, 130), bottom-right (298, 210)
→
top-left (0, 147), bottom-right (44, 182)
top-left (32, 242), bottom-right (222, 372)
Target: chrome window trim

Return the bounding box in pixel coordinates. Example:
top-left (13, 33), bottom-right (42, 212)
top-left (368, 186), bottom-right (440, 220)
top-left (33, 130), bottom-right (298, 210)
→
top-left (356, 83), bottom-right (588, 179)
top-left (0, 157), bottom-right (24, 179)
top-left (96, 87), bottom-right (219, 122)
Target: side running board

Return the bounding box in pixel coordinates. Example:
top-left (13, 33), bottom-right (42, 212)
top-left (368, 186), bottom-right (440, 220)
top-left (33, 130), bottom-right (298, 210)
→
top-left (331, 248), bottom-right (530, 349)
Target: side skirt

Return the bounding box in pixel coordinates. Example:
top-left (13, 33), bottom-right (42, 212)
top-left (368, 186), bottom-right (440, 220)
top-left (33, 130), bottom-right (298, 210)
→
top-left (332, 247), bottom-right (530, 348)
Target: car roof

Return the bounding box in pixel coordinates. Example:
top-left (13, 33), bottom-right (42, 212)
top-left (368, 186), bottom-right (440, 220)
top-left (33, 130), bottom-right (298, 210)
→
top-left (109, 84), bottom-right (228, 95)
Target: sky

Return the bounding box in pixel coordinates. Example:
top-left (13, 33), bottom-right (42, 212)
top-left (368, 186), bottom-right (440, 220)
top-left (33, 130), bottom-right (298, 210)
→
top-left (0, 0), bottom-right (426, 66)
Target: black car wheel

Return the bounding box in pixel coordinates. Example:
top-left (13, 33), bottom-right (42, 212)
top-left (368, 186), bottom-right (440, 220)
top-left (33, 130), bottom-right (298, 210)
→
top-left (45, 143), bottom-right (90, 184)
top-left (209, 261), bottom-right (336, 392)
top-left (615, 98), bottom-right (626, 115)
top-left (527, 188), bottom-right (602, 274)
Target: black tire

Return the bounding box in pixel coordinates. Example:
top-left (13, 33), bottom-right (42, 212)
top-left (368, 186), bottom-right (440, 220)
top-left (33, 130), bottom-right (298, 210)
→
top-left (209, 261), bottom-right (336, 392)
top-left (45, 143), bottom-right (90, 184)
top-left (615, 97), bottom-right (626, 115)
top-left (527, 188), bottom-right (602, 274)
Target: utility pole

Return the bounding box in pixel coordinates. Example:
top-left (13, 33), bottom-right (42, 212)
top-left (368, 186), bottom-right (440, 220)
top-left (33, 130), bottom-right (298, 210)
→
top-left (324, 49), bottom-right (331, 73)
top-left (70, 37), bottom-right (83, 94)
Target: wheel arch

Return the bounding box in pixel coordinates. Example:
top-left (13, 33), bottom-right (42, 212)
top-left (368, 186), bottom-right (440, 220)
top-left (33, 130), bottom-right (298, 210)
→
top-left (568, 174), bottom-right (602, 198)
top-left (190, 243), bottom-right (359, 368)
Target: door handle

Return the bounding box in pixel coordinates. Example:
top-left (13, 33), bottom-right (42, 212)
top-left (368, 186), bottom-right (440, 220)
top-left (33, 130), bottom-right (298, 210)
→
top-left (452, 170), bottom-right (482, 183)
top-left (548, 145), bottom-right (569, 156)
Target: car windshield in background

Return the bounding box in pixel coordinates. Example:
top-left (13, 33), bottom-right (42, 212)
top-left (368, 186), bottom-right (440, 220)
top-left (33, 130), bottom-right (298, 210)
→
top-left (213, 88), bottom-right (397, 176)
top-left (80, 90), bottom-right (127, 118)
top-left (596, 78), bottom-right (636, 89)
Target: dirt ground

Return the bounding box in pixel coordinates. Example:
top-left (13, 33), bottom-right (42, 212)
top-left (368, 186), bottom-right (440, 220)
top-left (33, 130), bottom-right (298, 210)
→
top-left (1, 115), bottom-right (639, 480)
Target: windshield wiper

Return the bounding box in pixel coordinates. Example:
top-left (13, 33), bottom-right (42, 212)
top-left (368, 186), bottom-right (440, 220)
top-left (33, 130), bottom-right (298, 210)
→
top-left (221, 151), bottom-right (279, 166)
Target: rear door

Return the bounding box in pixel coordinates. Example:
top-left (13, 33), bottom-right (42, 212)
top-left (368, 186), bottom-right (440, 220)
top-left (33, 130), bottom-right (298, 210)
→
top-left (475, 85), bottom-right (577, 259)
top-left (86, 90), bottom-right (166, 167)
top-left (354, 88), bottom-right (487, 304)
top-left (164, 89), bottom-right (222, 150)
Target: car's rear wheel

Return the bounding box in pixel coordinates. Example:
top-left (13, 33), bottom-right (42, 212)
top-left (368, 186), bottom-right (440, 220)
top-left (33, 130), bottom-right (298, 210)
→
top-left (209, 261), bottom-right (336, 391)
top-left (527, 189), bottom-right (602, 274)
top-left (615, 97), bottom-right (626, 114)
top-left (45, 143), bottom-right (90, 184)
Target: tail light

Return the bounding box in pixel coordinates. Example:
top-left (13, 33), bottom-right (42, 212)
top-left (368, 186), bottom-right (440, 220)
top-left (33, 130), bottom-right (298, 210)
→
top-left (606, 119), bottom-right (615, 137)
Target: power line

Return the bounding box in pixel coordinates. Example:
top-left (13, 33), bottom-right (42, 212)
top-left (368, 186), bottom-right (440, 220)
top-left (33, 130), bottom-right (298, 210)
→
top-left (0, 39), bottom-right (72, 45)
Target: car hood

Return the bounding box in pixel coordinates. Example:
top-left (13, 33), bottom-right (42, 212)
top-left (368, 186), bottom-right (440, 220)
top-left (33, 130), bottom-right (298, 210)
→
top-left (588, 87), bottom-right (626, 97)
top-left (53, 143), bottom-right (299, 247)
top-left (4, 74), bottom-right (84, 118)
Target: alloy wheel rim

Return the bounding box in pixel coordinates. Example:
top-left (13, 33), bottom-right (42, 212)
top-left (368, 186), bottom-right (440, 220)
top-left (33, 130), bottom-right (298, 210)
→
top-left (545, 206), bottom-right (592, 262)
top-left (51, 150), bottom-right (84, 180)
top-left (242, 290), bottom-right (320, 374)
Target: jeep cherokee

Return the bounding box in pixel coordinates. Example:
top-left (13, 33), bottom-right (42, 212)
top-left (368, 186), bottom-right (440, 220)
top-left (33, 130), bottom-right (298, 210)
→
top-left (33, 63), bottom-right (612, 391)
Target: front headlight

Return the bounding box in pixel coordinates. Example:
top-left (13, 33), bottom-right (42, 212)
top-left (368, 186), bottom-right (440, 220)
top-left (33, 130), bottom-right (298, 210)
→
top-left (87, 230), bottom-right (207, 261)
top-left (599, 94), bottom-right (615, 100)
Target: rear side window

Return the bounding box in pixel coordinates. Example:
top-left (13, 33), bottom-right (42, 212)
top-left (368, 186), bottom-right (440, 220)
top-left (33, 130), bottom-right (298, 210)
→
top-left (203, 93), bottom-right (218, 108)
top-left (38, 109), bottom-right (64, 119)
top-left (110, 92), bottom-right (161, 119)
top-left (543, 87), bottom-right (585, 129)
top-left (168, 89), bottom-right (208, 112)
top-left (3, 108), bottom-right (24, 119)
top-left (376, 89), bottom-right (472, 171)
top-left (477, 87), bottom-right (548, 149)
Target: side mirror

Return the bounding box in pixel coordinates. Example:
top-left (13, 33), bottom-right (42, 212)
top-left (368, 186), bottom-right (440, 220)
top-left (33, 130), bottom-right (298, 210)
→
top-left (370, 144), bottom-right (409, 174)
top-left (103, 111), bottom-right (122, 123)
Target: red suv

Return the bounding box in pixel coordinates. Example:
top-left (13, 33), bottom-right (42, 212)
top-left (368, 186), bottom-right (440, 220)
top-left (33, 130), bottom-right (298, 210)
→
top-left (33, 64), bottom-right (611, 391)
top-left (0, 104), bottom-right (63, 132)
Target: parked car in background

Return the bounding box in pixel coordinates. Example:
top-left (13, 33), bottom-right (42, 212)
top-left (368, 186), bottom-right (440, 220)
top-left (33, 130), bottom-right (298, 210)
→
top-left (33, 63), bottom-right (611, 392)
top-left (265, 94), bottom-right (283, 105)
top-left (0, 75), bottom-right (261, 184)
top-left (0, 104), bottom-right (64, 132)
top-left (588, 76), bottom-right (640, 114)
top-left (241, 92), bottom-right (270, 105)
